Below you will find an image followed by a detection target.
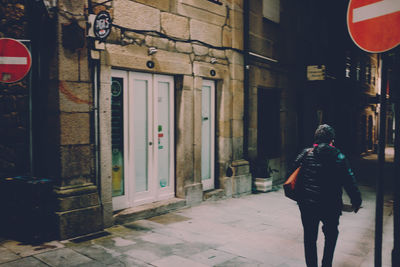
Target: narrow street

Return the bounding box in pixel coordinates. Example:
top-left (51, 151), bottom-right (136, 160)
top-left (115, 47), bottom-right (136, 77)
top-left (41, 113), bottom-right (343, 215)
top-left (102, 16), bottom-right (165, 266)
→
top-left (0, 151), bottom-right (395, 267)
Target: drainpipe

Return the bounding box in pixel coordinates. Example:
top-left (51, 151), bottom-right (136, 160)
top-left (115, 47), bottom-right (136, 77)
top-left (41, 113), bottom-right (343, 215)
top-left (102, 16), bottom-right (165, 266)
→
top-left (87, 0), bottom-right (104, 227)
top-left (376, 52), bottom-right (388, 267)
top-left (243, 0), bottom-right (250, 161)
top-left (392, 49), bottom-right (400, 267)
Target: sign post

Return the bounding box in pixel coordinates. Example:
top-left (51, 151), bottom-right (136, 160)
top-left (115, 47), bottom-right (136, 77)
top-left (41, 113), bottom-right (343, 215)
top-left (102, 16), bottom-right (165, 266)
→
top-left (347, 1), bottom-right (400, 266)
top-left (0, 38), bottom-right (32, 83)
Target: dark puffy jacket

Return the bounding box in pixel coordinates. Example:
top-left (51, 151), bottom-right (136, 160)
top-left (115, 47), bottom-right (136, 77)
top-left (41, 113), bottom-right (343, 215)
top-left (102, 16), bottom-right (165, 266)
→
top-left (293, 143), bottom-right (362, 213)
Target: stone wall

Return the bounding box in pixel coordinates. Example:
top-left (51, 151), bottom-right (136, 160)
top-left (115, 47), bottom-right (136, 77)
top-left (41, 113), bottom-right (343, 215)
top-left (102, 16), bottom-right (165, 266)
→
top-left (99, 0), bottom-right (251, 212)
top-left (247, 0), bottom-right (299, 185)
top-left (0, 1), bottom-right (30, 177)
top-left (50, 0), bottom-right (102, 239)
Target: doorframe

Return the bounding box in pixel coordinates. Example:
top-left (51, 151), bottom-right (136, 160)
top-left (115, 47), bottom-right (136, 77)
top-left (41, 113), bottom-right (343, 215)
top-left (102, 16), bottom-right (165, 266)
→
top-left (201, 79), bottom-right (216, 191)
top-left (111, 70), bottom-right (175, 211)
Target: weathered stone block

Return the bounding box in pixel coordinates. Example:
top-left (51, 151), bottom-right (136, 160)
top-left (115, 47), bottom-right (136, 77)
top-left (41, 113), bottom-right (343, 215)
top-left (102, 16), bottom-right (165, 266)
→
top-left (231, 159), bottom-right (250, 175)
top-left (59, 48), bottom-right (79, 81)
top-left (60, 113), bottom-right (90, 145)
top-left (231, 0), bottom-right (244, 10)
top-left (193, 44), bottom-right (209, 56)
top-left (183, 75), bottom-right (194, 90)
top-left (218, 120), bottom-right (231, 138)
top-left (232, 136), bottom-right (243, 160)
top-left (176, 90), bottom-right (194, 192)
top-left (152, 49), bottom-right (192, 74)
top-left (217, 87), bottom-right (233, 121)
top-left (102, 201), bottom-right (114, 228)
top-left (227, 51), bottom-right (243, 65)
top-left (178, 2), bottom-right (225, 26)
top-left (107, 44), bottom-right (192, 75)
top-left (60, 145), bottom-right (93, 179)
top-left (232, 28), bottom-right (244, 50)
top-left (113, 0), bottom-right (160, 31)
top-left (161, 13), bottom-right (189, 39)
top-left (219, 176), bottom-right (232, 198)
top-left (193, 61), bottom-right (228, 79)
top-left (56, 205), bottom-right (103, 240)
top-left (151, 37), bottom-right (170, 50)
top-left (134, 0), bottom-right (169, 11)
top-left (230, 8), bottom-right (243, 30)
top-left (232, 119), bottom-right (243, 138)
top-left (190, 19), bottom-right (222, 47)
top-left (230, 63), bottom-right (244, 81)
top-left (60, 82), bottom-right (92, 113)
top-left (57, 192), bottom-right (99, 212)
top-left (222, 27), bottom-right (232, 47)
top-left (184, 183), bottom-right (203, 206)
top-left (210, 49), bottom-right (226, 59)
top-left (194, 76), bottom-right (203, 91)
top-left (218, 137), bottom-right (232, 162)
top-left (176, 42), bottom-right (192, 53)
top-left (231, 80), bottom-right (244, 120)
top-left (232, 174), bottom-right (251, 197)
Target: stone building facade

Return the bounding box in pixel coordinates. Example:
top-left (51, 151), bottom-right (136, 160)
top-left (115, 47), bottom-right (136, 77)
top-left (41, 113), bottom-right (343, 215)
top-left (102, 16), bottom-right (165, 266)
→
top-left (46, 0), bottom-right (252, 239)
top-left (1, 0), bottom-right (301, 240)
top-left (245, 0), bottom-right (299, 186)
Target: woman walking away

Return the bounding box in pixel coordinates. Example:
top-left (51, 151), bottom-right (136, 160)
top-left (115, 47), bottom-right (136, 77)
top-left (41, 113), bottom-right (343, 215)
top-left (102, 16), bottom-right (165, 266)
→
top-left (293, 124), bottom-right (362, 267)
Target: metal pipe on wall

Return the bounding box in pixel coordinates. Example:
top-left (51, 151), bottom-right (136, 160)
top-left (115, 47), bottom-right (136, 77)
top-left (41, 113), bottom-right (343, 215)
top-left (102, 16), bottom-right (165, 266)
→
top-left (392, 49), bottom-right (400, 267)
top-left (375, 53), bottom-right (388, 267)
top-left (243, 0), bottom-right (249, 161)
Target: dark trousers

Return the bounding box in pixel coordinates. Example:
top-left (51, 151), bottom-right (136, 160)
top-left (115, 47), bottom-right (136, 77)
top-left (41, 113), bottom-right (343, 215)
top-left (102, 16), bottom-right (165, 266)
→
top-left (299, 205), bottom-right (340, 267)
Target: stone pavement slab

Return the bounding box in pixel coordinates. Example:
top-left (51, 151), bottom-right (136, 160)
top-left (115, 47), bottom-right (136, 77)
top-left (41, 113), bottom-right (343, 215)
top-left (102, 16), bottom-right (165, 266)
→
top-left (33, 248), bottom-right (93, 266)
top-left (0, 256), bottom-right (49, 267)
top-left (0, 183), bottom-right (394, 267)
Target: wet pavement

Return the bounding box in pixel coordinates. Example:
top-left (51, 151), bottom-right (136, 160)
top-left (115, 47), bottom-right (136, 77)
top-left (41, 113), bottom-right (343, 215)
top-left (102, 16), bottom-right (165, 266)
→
top-left (0, 149), bottom-right (396, 267)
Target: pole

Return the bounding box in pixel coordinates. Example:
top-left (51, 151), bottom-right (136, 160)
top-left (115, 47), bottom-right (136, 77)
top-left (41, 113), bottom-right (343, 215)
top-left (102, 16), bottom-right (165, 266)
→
top-left (376, 53), bottom-right (387, 267)
top-left (392, 50), bottom-right (400, 267)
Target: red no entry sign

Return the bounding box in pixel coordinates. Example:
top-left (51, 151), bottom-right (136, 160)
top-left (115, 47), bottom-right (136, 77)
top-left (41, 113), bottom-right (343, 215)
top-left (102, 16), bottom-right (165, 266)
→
top-left (347, 0), bottom-right (400, 53)
top-left (0, 38), bottom-right (32, 83)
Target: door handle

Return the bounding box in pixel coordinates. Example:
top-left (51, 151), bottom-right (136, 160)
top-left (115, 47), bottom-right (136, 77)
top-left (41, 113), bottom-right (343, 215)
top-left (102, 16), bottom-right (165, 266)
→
top-left (149, 142), bottom-right (153, 146)
top-left (202, 117), bottom-right (209, 121)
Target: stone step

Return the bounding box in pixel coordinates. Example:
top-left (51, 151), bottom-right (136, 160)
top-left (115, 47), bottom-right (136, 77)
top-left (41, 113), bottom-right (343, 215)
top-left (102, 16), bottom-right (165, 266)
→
top-left (203, 189), bottom-right (225, 201)
top-left (113, 198), bottom-right (187, 224)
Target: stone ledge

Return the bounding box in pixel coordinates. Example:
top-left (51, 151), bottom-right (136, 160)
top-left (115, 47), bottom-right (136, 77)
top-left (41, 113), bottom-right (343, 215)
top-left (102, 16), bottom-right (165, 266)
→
top-left (55, 205), bottom-right (103, 240)
top-left (113, 198), bottom-right (186, 224)
top-left (203, 189), bottom-right (225, 201)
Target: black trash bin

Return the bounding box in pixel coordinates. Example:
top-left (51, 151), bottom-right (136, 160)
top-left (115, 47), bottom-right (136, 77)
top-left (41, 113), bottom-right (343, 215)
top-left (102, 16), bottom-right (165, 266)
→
top-left (0, 176), bottom-right (55, 244)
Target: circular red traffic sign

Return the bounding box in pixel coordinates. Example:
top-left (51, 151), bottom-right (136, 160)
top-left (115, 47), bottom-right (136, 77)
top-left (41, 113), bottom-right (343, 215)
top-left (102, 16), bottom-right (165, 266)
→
top-left (347, 0), bottom-right (400, 53)
top-left (0, 38), bottom-right (32, 83)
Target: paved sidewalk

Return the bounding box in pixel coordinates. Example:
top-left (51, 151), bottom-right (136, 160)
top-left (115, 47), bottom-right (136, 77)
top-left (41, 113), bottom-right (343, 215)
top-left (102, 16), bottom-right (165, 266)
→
top-left (0, 183), bottom-right (394, 267)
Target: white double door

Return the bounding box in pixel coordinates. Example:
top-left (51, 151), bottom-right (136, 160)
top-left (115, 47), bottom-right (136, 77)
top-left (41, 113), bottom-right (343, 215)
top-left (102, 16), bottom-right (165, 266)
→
top-left (112, 70), bottom-right (174, 211)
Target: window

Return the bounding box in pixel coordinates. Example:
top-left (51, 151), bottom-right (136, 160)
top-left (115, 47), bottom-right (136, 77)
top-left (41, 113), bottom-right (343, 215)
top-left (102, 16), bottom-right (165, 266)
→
top-left (206, 0), bottom-right (222, 5)
top-left (257, 88), bottom-right (281, 158)
top-left (345, 51), bottom-right (351, 78)
top-left (263, 0), bottom-right (280, 23)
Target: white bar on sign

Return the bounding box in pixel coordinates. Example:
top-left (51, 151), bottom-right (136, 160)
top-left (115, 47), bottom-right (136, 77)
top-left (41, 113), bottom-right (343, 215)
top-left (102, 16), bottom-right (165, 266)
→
top-left (353, 0), bottom-right (400, 23)
top-left (0, 56), bottom-right (27, 65)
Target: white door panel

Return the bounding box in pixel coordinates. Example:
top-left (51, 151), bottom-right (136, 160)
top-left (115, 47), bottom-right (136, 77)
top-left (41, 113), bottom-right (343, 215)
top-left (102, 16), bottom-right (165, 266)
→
top-left (112, 70), bottom-right (174, 210)
top-left (201, 80), bottom-right (215, 191)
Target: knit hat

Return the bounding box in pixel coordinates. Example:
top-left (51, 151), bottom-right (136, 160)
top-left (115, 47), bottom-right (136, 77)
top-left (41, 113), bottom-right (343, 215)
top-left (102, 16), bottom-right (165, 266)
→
top-left (314, 124), bottom-right (335, 144)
